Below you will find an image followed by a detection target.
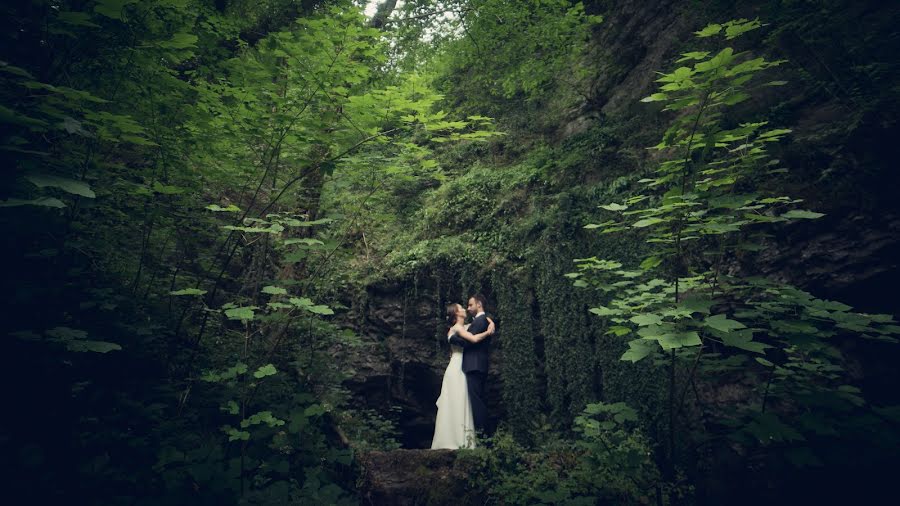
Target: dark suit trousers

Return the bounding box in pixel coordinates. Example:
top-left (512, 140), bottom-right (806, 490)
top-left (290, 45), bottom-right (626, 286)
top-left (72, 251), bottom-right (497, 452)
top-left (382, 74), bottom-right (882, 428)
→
top-left (466, 370), bottom-right (487, 432)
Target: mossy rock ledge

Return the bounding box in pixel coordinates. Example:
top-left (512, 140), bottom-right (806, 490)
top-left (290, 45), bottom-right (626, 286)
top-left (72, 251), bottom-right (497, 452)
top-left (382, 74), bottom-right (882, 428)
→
top-left (356, 449), bottom-right (489, 505)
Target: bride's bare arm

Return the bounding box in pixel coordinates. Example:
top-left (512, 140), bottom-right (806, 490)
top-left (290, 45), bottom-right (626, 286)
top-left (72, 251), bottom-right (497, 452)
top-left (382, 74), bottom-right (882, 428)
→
top-left (455, 320), bottom-right (494, 343)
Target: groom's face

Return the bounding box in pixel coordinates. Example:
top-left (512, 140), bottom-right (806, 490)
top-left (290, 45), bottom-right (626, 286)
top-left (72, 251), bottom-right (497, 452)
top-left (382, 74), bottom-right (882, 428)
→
top-left (467, 297), bottom-right (479, 316)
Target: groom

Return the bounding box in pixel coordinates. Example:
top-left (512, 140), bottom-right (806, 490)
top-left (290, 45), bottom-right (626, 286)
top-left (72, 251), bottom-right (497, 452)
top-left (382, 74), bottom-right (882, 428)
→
top-left (448, 294), bottom-right (492, 433)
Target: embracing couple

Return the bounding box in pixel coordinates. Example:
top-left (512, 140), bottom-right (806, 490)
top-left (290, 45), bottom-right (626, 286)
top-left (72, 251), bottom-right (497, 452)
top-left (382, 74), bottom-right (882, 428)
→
top-left (430, 294), bottom-right (496, 450)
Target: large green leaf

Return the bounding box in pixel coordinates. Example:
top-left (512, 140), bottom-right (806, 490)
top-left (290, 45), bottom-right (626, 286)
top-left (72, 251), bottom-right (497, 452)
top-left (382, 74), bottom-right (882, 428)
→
top-left (25, 173), bottom-right (95, 198)
top-left (630, 313), bottom-right (663, 326)
top-left (0, 197), bottom-right (66, 208)
top-left (720, 329), bottom-right (770, 354)
top-left (621, 339), bottom-right (656, 362)
top-left (704, 313), bottom-right (747, 332)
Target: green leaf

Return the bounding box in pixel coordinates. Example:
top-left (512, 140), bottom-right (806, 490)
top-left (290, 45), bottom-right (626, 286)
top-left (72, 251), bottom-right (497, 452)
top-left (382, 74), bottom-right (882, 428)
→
top-left (222, 225), bottom-right (270, 233)
top-left (46, 326), bottom-right (88, 340)
top-left (224, 306), bottom-right (256, 321)
top-left (305, 304), bottom-right (334, 315)
top-left (222, 401), bottom-right (240, 415)
top-left (304, 404), bottom-right (327, 417)
top-left (657, 331), bottom-right (702, 350)
top-left (755, 357), bottom-right (774, 367)
top-left (25, 173), bottom-right (95, 198)
top-left (782, 209), bottom-right (825, 220)
top-left (630, 313), bottom-right (663, 326)
top-left (704, 314), bottom-right (747, 332)
top-left (695, 23), bottom-right (722, 37)
top-left (724, 18), bottom-right (762, 39)
top-left (640, 256), bottom-right (662, 270)
top-left (640, 93), bottom-right (668, 103)
top-left (621, 339), bottom-right (655, 362)
top-left (170, 288), bottom-right (207, 296)
top-left (678, 296), bottom-right (713, 315)
top-left (607, 325), bottom-right (632, 336)
top-left (632, 217), bottom-right (665, 228)
top-left (282, 217), bottom-right (334, 227)
top-left (253, 364), bottom-right (277, 379)
top-left (223, 426), bottom-right (250, 442)
top-left (66, 340), bottom-right (122, 353)
top-left (599, 203), bottom-right (628, 211)
top-left (0, 197), bottom-right (66, 208)
top-left (720, 330), bottom-right (770, 354)
top-left (159, 32), bottom-right (198, 49)
top-left (152, 182), bottom-right (184, 195)
top-left (283, 238), bottom-right (325, 246)
top-left (261, 286), bottom-right (287, 295)
top-left (206, 204), bottom-right (241, 212)
top-left (589, 306), bottom-right (622, 317)
top-left (289, 297), bottom-right (314, 308)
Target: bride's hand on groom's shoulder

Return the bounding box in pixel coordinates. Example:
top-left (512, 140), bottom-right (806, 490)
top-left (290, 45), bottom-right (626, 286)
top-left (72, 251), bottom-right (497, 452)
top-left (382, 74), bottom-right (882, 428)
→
top-left (487, 318), bottom-right (496, 335)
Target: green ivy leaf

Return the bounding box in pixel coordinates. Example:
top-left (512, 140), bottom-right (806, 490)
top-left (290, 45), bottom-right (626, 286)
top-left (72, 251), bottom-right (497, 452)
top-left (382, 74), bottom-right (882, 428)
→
top-left (261, 286), bottom-right (287, 295)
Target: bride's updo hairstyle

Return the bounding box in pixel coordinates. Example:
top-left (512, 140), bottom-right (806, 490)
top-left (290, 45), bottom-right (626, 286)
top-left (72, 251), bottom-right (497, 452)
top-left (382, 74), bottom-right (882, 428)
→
top-left (446, 303), bottom-right (460, 326)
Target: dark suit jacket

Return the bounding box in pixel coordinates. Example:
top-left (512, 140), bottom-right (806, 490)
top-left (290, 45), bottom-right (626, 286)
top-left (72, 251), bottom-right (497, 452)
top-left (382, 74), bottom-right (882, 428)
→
top-left (449, 313), bottom-right (491, 374)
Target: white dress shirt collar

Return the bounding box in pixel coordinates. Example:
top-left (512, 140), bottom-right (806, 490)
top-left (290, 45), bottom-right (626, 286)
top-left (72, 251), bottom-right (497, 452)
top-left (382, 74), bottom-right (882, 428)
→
top-left (475, 311), bottom-right (486, 318)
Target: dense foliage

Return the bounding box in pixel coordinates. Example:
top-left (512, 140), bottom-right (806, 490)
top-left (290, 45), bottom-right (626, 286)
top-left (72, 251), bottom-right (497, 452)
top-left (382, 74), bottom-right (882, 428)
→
top-left (3, 0), bottom-right (898, 504)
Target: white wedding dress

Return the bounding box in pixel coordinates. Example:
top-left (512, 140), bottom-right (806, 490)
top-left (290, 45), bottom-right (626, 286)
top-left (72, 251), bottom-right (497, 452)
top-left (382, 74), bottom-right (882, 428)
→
top-left (430, 330), bottom-right (476, 449)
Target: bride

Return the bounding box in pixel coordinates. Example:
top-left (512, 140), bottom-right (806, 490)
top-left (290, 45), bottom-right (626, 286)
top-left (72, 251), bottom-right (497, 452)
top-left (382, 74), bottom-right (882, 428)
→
top-left (430, 303), bottom-right (494, 450)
